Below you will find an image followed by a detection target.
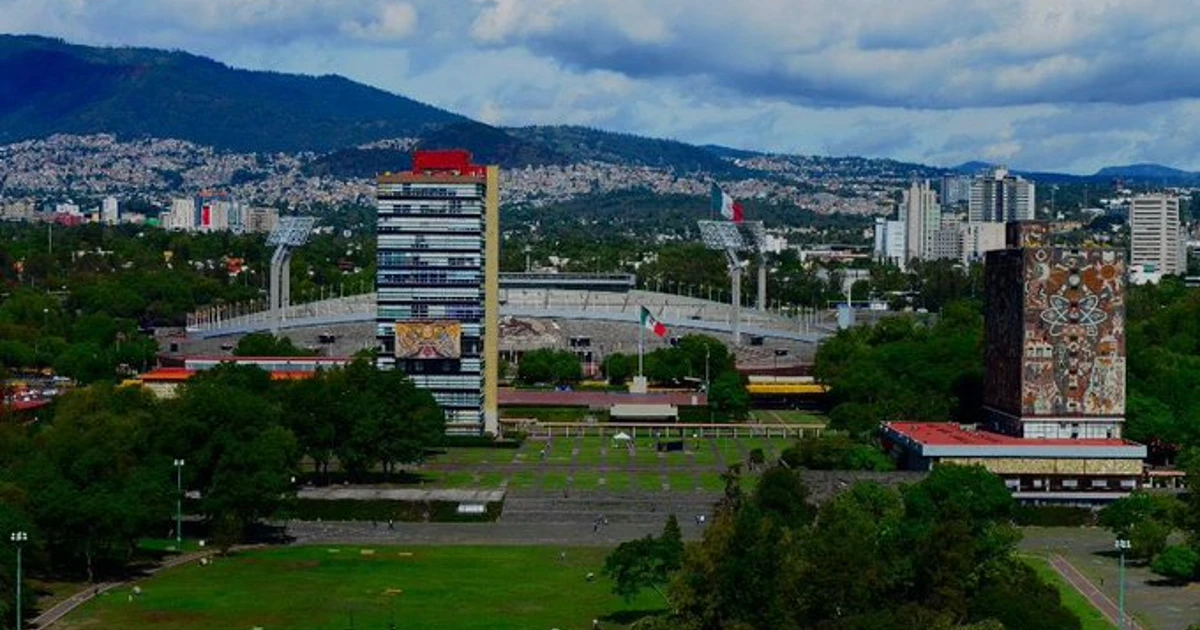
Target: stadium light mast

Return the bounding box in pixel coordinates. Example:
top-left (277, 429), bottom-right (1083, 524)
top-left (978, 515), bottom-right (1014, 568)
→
top-left (697, 221), bottom-right (747, 346)
top-left (741, 221), bottom-right (770, 312)
top-left (266, 216), bottom-right (318, 333)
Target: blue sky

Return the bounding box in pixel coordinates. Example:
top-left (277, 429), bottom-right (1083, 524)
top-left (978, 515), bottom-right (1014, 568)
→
top-left (4, 0), bottom-right (1200, 173)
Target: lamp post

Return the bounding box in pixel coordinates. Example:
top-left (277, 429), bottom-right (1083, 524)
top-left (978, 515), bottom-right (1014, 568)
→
top-left (1115, 538), bottom-right (1130, 629)
top-left (174, 459), bottom-right (185, 548)
top-left (11, 531), bottom-right (26, 630)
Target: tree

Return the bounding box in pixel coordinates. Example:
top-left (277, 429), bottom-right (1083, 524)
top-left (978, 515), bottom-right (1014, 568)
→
top-left (752, 467), bottom-right (815, 526)
top-left (604, 517), bottom-right (684, 604)
top-left (516, 348), bottom-right (582, 385)
top-left (707, 371), bottom-right (749, 420)
top-left (602, 352), bottom-right (634, 385)
top-left (1151, 545), bottom-right (1199, 583)
top-left (233, 332), bottom-right (315, 357)
top-left (1129, 518), bottom-right (1171, 561)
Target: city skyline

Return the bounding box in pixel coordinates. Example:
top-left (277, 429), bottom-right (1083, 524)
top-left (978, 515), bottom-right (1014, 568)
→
top-left (3, 1), bottom-right (1200, 173)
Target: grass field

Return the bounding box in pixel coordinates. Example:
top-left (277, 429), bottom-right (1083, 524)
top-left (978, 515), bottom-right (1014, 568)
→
top-left (1022, 555), bottom-right (1117, 630)
top-left (59, 546), bottom-right (664, 630)
top-left (749, 409), bottom-right (827, 425)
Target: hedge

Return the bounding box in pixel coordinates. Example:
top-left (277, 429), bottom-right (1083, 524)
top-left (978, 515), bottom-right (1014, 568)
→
top-left (1012, 505), bottom-right (1096, 527)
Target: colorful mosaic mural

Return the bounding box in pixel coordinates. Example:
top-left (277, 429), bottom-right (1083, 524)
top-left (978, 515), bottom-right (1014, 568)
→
top-left (1021, 246), bottom-right (1125, 417)
top-left (984, 234), bottom-right (1126, 422)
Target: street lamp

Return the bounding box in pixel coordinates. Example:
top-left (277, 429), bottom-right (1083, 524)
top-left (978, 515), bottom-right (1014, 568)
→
top-left (11, 531), bottom-right (26, 630)
top-left (1115, 538), bottom-right (1130, 629)
top-left (174, 459), bottom-right (185, 548)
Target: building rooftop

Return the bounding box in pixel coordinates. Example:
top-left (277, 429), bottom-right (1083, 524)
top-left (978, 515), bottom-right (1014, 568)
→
top-left (887, 422), bottom-right (1134, 448)
top-left (884, 422), bottom-right (1147, 459)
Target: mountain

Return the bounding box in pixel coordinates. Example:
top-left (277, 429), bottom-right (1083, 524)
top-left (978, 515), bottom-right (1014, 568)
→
top-left (506, 126), bottom-right (752, 177)
top-left (1093, 163), bottom-right (1198, 182)
top-left (0, 35), bottom-right (464, 152)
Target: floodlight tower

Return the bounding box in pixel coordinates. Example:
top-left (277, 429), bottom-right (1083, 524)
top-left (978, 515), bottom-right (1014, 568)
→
top-left (266, 216), bottom-right (318, 333)
top-left (740, 221), bottom-right (769, 311)
top-left (698, 220), bottom-right (747, 346)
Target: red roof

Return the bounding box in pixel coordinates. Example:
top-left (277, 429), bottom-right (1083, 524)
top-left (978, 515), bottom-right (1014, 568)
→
top-left (886, 422), bottom-right (1135, 448)
top-left (140, 368), bottom-right (196, 382)
top-left (6, 399), bottom-right (51, 412)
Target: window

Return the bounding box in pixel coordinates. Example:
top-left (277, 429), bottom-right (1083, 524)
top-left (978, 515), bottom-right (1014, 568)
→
top-left (1061, 479), bottom-right (1078, 488)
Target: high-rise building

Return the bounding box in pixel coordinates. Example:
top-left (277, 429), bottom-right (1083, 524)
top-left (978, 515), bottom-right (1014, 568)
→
top-left (1129, 194), bottom-right (1186, 277)
top-left (902, 180), bottom-right (940, 263)
top-left (929, 214), bottom-right (964, 262)
top-left (101, 196), bottom-right (119, 225)
top-left (375, 150), bottom-right (500, 435)
top-left (872, 217), bottom-right (906, 268)
top-left (941, 175), bottom-right (972, 208)
top-left (968, 166), bottom-right (1036, 223)
top-left (983, 222), bottom-right (1126, 439)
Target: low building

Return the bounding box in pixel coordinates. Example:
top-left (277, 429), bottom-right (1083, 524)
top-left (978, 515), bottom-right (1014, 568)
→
top-left (882, 422), bottom-right (1146, 504)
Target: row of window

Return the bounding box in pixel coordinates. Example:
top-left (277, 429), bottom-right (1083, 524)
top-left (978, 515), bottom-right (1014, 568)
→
top-left (378, 185), bottom-right (483, 198)
top-left (377, 252), bottom-right (480, 268)
top-left (378, 272), bottom-right (482, 287)
top-left (378, 287), bottom-right (482, 301)
top-left (379, 235), bottom-right (482, 250)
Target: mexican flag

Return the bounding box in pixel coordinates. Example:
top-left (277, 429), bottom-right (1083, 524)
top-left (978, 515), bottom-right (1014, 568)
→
top-left (640, 306), bottom-right (667, 337)
top-left (711, 182), bottom-right (744, 223)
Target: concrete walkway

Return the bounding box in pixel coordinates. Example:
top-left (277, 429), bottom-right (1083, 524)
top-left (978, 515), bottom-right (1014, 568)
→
top-left (34, 549), bottom-right (234, 629)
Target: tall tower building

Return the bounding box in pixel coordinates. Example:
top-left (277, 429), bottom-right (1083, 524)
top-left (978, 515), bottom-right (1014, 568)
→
top-left (375, 151), bottom-right (500, 435)
top-left (983, 222), bottom-right (1126, 440)
top-left (902, 180), bottom-right (941, 263)
top-left (1129, 194), bottom-right (1186, 277)
top-left (969, 166), bottom-right (1036, 223)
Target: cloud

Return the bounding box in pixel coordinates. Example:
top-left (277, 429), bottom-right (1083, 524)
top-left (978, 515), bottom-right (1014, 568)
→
top-left (3, 0), bottom-right (1200, 172)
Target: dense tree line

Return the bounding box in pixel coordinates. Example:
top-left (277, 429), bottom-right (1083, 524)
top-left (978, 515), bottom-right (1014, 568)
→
top-left (0, 359), bottom-right (442, 627)
top-left (0, 223), bottom-right (370, 382)
top-left (815, 301), bottom-right (984, 437)
top-left (608, 464), bottom-right (1083, 630)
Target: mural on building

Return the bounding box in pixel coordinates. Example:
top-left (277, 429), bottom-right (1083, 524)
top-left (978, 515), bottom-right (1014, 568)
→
top-left (1021, 247), bottom-right (1125, 417)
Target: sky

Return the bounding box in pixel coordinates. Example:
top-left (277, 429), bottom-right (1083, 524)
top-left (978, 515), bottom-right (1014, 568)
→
top-left (3, 0), bottom-right (1200, 173)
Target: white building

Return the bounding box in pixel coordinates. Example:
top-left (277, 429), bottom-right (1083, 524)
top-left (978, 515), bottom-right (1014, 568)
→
top-left (1129, 194), bottom-right (1186, 278)
top-left (958, 221), bottom-right (1007, 265)
top-left (101, 196), bottom-right (119, 225)
top-left (873, 217), bottom-right (907, 268)
top-left (903, 180), bottom-right (940, 263)
top-left (969, 166), bottom-right (1036, 223)
top-left (162, 198), bottom-right (196, 231)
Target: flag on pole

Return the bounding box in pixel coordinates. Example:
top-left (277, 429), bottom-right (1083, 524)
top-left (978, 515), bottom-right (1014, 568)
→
top-left (710, 182), bottom-right (743, 223)
top-left (640, 306), bottom-right (667, 337)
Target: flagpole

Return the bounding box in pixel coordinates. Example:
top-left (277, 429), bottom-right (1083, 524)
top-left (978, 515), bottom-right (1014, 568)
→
top-left (638, 316), bottom-right (645, 377)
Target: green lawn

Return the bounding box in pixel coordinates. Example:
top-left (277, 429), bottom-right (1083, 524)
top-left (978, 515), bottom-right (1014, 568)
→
top-left (58, 546), bottom-right (664, 630)
top-left (1022, 555), bottom-right (1117, 630)
top-left (750, 409), bottom-right (827, 426)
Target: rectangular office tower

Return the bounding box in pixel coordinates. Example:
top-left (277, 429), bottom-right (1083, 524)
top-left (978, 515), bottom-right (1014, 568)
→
top-left (983, 222), bottom-right (1126, 440)
top-left (375, 151), bottom-right (500, 435)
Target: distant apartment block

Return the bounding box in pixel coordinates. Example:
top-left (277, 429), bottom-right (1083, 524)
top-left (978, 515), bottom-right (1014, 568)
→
top-left (902, 180), bottom-right (940, 263)
top-left (101, 196), bottom-right (119, 225)
top-left (1129, 194), bottom-right (1186, 278)
top-left (941, 174), bottom-right (972, 208)
top-left (872, 217), bottom-right (907, 267)
top-left (969, 166), bottom-right (1036, 223)
top-left (159, 195), bottom-right (277, 234)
